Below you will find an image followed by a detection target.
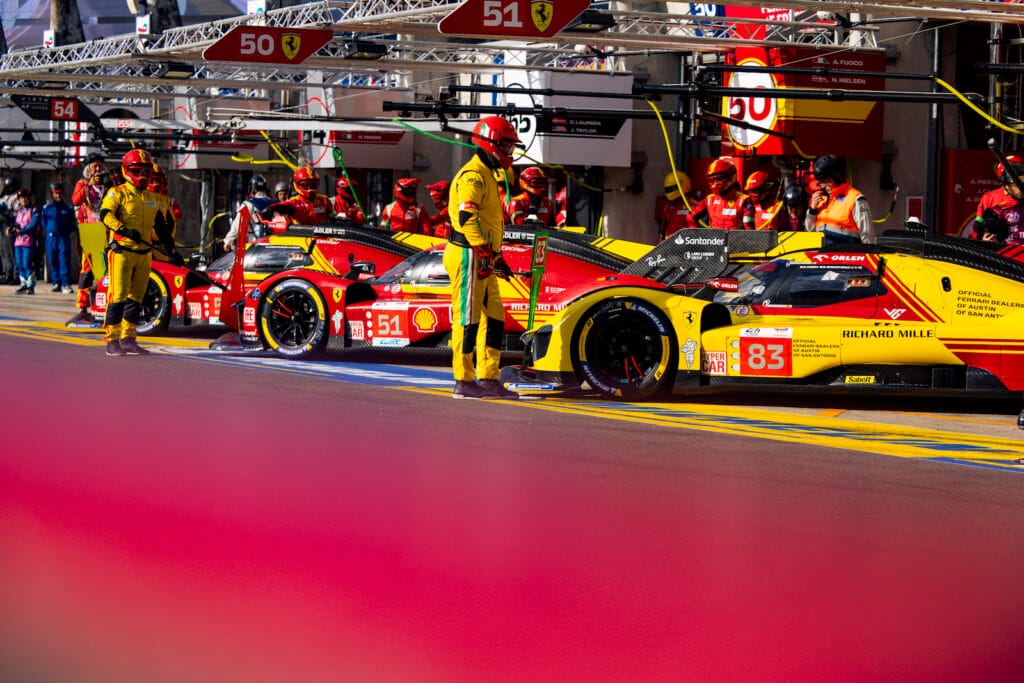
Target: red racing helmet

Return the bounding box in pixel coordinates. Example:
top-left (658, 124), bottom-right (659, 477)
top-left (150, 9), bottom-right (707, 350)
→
top-left (997, 154), bottom-right (1024, 183)
top-left (121, 148), bottom-right (153, 189)
top-left (706, 158), bottom-right (737, 195)
top-left (394, 177), bottom-right (421, 202)
top-left (335, 176), bottom-right (354, 199)
top-left (472, 115), bottom-right (520, 170)
top-left (292, 166), bottom-right (319, 201)
top-left (150, 164), bottom-right (168, 194)
top-left (519, 166), bottom-right (548, 196)
top-left (427, 180), bottom-right (450, 206)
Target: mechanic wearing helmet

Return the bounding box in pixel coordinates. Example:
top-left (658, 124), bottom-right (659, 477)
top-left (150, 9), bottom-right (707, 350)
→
top-left (508, 166), bottom-right (556, 227)
top-left (690, 158), bottom-right (755, 230)
top-left (273, 181), bottom-right (290, 202)
top-left (68, 153), bottom-right (111, 325)
top-left (224, 174), bottom-right (273, 252)
top-left (806, 154), bottom-right (875, 244)
top-left (264, 166), bottom-right (334, 228)
top-left (380, 177), bottom-right (430, 234)
top-left (99, 148), bottom-right (181, 356)
top-left (744, 171), bottom-right (782, 231)
top-left (777, 184), bottom-right (809, 232)
top-left (332, 176), bottom-right (366, 225)
top-left (655, 171), bottom-right (697, 241)
top-left (149, 165), bottom-right (183, 223)
top-left (974, 154), bottom-right (1024, 245)
top-left (9, 188), bottom-right (41, 294)
top-left (41, 182), bottom-right (77, 294)
top-left (426, 180), bottom-right (453, 239)
top-left (444, 115), bottom-right (521, 400)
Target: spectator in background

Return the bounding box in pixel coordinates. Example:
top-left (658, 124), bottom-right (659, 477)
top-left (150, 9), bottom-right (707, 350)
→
top-left (508, 166), bottom-right (555, 227)
top-left (655, 171), bottom-right (696, 241)
top-left (380, 177), bottom-right (430, 234)
top-left (426, 180), bottom-right (452, 239)
top-left (224, 174), bottom-right (273, 251)
top-left (745, 171), bottom-right (782, 231)
top-left (332, 177), bottom-right (366, 225)
top-left (42, 182), bottom-right (77, 293)
top-left (689, 158), bottom-right (755, 230)
top-left (9, 188), bottom-right (41, 294)
top-left (0, 177), bottom-right (20, 284)
top-left (974, 154), bottom-right (1024, 245)
top-left (777, 184), bottom-right (809, 232)
top-left (806, 154), bottom-right (875, 244)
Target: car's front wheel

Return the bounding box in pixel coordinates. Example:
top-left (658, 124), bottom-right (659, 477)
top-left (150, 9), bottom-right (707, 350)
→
top-left (258, 279), bottom-right (329, 358)
top-left (571, 297), bottom-right (676, 399)
top-left (136, 272), bottom-right (170, 335)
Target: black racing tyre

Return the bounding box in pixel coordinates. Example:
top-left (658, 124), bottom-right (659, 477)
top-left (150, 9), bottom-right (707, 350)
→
top-left (136, 271), bottom-right (170, 335)
top-left (258, 279), bottom-right (329, 358)
top-left (571, 297), bottom-right (677, 400)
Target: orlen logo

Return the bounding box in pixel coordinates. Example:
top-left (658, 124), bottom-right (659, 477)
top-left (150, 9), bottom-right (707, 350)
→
top-left (810, 253), bottom-right (867, 264)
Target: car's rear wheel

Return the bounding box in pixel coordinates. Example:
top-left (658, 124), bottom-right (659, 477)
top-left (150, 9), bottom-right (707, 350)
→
top-left (136, 272), bottom-right (170, 335)
top-left (258, 279), bottom-right (328, 358)
top-left (571, 297), bottom-right (676, 399)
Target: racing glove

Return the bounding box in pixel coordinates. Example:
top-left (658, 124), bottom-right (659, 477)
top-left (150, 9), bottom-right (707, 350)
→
top-left (493, 254), bottom-right (512, 279)
top-left (115, 227), bottom-right (143, 242)
top-left (473, 243), bottom-right (494, 279)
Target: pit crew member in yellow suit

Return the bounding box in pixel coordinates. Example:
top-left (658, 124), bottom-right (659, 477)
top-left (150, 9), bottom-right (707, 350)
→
top-left (443, 115), bottom-right (521, 400)
top-left (100, 149), bottom-right (182, 356)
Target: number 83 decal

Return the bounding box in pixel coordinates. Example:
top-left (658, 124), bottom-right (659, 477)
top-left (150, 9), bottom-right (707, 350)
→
top-left (735, 333), bottom-right (793, 376)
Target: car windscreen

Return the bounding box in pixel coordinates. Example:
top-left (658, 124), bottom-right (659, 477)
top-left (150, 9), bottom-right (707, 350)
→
top-left (242, 245), bottom-right (313, 273)
top-left (373, 250), bottom-right (444, 285)
top-left (712, 261), bottom-right (787, 305)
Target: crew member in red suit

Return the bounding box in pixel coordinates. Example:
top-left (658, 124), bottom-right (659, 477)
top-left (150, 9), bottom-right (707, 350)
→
top-left (426, 180), bottom-right (452, 239)
top-left (68, 152), bottom-right (111, 325)
top-left (554, 186), bottom-right (567, 227)
top-left (264, 166), bottom-right (334, 228)
top-left (332, 176), bottom-right (365, 225)
top-left (974, 153), bottom-right (1024, 245)
top-left (654, 171), bottom-right (696, 240)
top-left (380, 177), bottom-right (430, 234)
top-left (508, 166), bottom-right (555, 226)
top-left (150, 164), bottom-right (183, 223)
top-left (745, 171), bottom-right (782, 231)
top-left (689, 158), bottom-right (755, 230)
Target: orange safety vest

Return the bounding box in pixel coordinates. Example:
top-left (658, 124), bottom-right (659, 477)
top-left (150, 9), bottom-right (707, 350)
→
top-left (813, 182), bottom-right (861, 237)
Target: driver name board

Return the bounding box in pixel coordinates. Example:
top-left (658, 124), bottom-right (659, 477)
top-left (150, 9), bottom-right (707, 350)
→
top-left (439, 0), bottom-right (590, 38)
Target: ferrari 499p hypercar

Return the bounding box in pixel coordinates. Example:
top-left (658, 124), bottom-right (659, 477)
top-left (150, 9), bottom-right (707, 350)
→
top-left (501, 230), bottom-right (1024, 422)
top-left (90, 223), bottom-right (441, 334)
top-left (236, 226), bottom-right (657, 358)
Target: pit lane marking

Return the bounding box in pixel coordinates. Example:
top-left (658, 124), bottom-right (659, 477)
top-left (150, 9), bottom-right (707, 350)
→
top-left (6, 321), bottom-right (1023, 468)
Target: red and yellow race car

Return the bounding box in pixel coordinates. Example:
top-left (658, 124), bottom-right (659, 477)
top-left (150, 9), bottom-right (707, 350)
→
top-left (500, 230), bottom-right (1024, 424)
top-left (235, 226), bottom-right (654, 358)
top-left (89, 224), bottom-right (441, 334)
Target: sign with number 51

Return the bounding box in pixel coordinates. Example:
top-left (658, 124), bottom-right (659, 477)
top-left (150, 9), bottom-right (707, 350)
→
top-left (439, 0), bottom-right (590, 38)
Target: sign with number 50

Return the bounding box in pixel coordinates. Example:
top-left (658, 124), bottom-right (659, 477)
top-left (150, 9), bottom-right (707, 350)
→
top-left (440, 0), bottom-right (590, 38)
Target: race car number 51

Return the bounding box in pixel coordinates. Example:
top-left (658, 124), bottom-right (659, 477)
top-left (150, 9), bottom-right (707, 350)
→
top-left (739, 338), bottom-right (792, 376)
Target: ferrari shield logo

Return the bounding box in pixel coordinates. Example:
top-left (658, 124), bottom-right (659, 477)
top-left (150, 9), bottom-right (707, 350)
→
top-left (332, 288), bottom-right (343, 303)
top-left (531, 1), bottom-right (553, 33)
top-left (281, 33), bottom-right (301, 61)
top-left (174, 276), bottom-right (183, 288)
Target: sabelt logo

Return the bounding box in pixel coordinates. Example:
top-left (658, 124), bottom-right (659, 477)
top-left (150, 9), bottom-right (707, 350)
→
top-left (844, 375), bottom-right (876, 385)
top-left (810, 253), bottom-right (867, 264)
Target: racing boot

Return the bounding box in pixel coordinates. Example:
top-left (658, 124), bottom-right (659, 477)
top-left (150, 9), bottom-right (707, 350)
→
top-left (106, 340), bottom-right (126, 356)
top-left (119, 338), bottom-right (150, 356)
top-left (477, 379), bottom-right (520, 401)
top-left (452, 380), bottom-right (493, 400)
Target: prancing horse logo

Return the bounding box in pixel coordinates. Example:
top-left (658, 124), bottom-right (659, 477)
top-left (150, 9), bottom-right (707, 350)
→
top-left (531, 1), bottom-right (554, 32)
top-left (282, 33), bottom-right (301, 61)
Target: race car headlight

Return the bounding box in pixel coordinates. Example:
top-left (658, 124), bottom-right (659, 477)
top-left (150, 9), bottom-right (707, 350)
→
top-left (531, 325), bottom-right (553, 361)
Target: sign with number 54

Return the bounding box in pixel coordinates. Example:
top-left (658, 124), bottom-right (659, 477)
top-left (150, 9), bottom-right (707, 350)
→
top-left (439, 0), bottom-right (590, 38)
